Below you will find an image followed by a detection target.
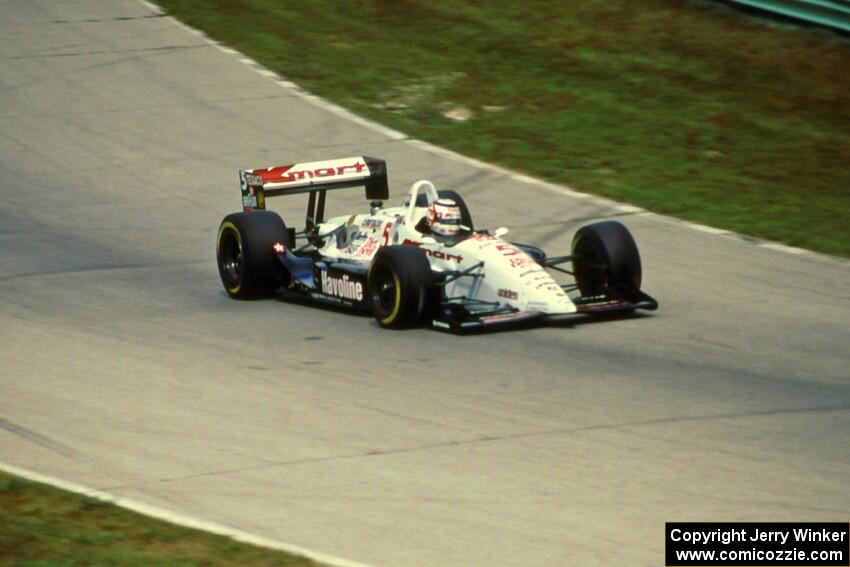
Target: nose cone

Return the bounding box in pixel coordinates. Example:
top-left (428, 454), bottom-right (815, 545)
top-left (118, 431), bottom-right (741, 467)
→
top-left (519, 270), bottom-right (577, 314)
top-left (452, 235), bottom-right (577, 315)
top-left (472, 240), bottom-right (576, 314)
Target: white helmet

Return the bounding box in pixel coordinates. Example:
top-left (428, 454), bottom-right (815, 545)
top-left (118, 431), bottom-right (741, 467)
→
top-left (428, 198), bottom-right (462, 236)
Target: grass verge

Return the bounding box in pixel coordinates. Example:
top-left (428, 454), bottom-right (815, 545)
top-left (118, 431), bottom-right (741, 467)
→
top-left (156, 0), bottom-right (850, 257)
top-left (0, 471), bottom-right (319, 566)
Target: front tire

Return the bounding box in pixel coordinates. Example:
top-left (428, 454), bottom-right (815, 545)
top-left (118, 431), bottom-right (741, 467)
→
top-left (368, 246), bottom-right (434, 329)
top-left (216, 211), bottom-right (291, 299)
top-left (571, 221), bottom-right (642, 296)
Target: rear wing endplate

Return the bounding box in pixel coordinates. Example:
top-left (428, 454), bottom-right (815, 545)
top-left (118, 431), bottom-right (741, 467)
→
top-left (239, 156), bottom-right (388, 227)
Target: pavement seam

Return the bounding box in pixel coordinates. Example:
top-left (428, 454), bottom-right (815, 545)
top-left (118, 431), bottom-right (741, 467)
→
top-left (95, 403), bottom-right (850, 492)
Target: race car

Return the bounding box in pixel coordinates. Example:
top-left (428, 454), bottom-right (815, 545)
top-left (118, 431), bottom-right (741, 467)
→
top-left (215, 156), bottom-right (657, 331)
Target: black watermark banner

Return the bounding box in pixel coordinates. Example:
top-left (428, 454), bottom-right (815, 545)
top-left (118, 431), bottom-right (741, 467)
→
top-left (666, 523), bottom-right (849, 566)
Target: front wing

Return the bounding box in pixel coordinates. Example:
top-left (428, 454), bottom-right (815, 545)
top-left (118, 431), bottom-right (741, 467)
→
top-left (430, 290), bottom-right (658, 332)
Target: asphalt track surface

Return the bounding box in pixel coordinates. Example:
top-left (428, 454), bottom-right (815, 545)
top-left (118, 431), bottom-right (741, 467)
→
top-left (1, 2), bottom-right (849, 566)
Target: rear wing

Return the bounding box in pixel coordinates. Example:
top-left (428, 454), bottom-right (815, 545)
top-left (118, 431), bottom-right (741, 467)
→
top-left (239, 156), bottom-right (388, 228)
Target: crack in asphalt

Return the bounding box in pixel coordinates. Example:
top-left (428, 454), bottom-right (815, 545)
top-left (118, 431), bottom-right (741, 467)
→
top-left (688, 336), bottom-right (740, 350)
top-left (100, 404), bottom-right (850, 492)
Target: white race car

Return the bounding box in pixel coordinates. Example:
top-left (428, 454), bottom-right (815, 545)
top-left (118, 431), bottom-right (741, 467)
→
top-left (216, 156), bottom-right (657, 331)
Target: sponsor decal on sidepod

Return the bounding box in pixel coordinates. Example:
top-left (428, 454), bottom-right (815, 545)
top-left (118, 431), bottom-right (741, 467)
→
top-left (320, 270), bottom-right (364, 301)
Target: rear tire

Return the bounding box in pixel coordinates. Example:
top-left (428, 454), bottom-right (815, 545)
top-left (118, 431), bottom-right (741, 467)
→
top-left (216, 211), bottom-right (291, 299)
top-left (571, 221), bottom-right (642, 296)
top-left (368, 246), bottom-right (434, 328)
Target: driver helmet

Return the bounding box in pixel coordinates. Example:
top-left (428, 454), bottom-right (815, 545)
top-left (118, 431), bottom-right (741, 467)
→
top-left (428, 198), bottom-right (462, 236)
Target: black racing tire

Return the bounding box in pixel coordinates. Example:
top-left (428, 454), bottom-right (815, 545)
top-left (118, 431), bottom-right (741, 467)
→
top-left (437, 189), bottom-right (474, 231)
top-left (216, 211), bottom-right (291, 299)
top-left (368, 246), bottom-right (435, 329)
top-left (571, 221), bottom-right (642, 296)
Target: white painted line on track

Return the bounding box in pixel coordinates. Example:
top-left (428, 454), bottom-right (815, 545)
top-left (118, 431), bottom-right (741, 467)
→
top-left (689, 223), bottom-right (732, 235)
top-left (138, 0), bottom-right (163, 15)
top-left (614, 204), bottom-right (646, 214)
top-left (256, 69), bottom-right (279, 79)
top-left (0, 461), bottom-right (377, 567)
top-left (760, 242), bottom-right (810, 255)
top-left (510, 173), bottom-right (539, 184)
top-left (214, 45), bottom-right (238, 55)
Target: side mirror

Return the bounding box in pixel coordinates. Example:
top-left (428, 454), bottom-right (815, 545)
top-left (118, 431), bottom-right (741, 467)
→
top-left (493, 227), bottom-right (509, 238)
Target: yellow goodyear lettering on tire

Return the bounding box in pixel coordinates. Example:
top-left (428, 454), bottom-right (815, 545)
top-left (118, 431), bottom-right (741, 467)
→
top-left (217, 221), bottom-right (242, 295)
top-left (380, 273), bottom-right (402, 325)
